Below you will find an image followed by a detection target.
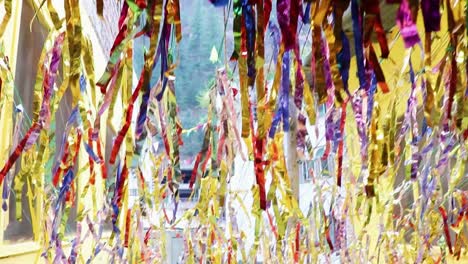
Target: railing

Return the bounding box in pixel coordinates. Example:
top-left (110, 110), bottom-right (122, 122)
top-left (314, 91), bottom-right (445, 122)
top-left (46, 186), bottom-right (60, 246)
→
top-left (299, 155), bottom-right (336, 183)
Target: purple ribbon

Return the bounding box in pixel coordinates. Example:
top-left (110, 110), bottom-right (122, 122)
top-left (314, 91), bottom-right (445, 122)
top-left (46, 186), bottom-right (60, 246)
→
top-left (366, 74), bottom-right (377, 127)
top-left (397, 0), bottom-right (421, 48)
top-left (277, 0), bottom-right (294, 50)
top-left (351, 92), bottom-right (368, 163)
top-left (24, 34), bottom-right (65, 151)
top-left (421, 0), bottom-right (441, 32)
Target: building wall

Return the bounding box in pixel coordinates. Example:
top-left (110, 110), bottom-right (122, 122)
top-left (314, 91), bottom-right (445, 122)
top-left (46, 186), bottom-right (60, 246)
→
top-left (0, 0), bottom-right (122, 262)
top-left (81, 0), bottom-right (121, 59)
top-left (0, 0), bottom-right (46, 245)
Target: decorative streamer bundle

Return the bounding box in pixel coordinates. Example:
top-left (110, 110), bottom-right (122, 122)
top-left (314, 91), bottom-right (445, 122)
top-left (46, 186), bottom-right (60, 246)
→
top-left (0, 0), bottom-right (467, 263)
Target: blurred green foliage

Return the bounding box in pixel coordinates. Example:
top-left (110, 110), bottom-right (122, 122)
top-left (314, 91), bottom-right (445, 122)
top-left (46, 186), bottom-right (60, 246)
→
top-left (134, 0), bottom-right (225, 159)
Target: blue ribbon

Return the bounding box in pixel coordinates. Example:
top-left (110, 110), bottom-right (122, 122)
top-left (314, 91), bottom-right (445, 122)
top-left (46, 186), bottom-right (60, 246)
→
top-left (337, 30), bottom-right (350, 95)
top-left (243, 1), bottom-right (256, 78)
top-left (302, 2), bottom-right (311, 24)
top-left (155, 22), bottom-right (171, 101)
top-left (139, 17), bottom-right (173, 137)
top-left (351, 0), bottom-right (366, 89)
top-left (209, 0), bottom-right (229, 7)
top-left (269, 51), bottom-right (291, 138)
top-left (52, 107), bottom-right (80, 177)
top-left (80, 75), bottom-right (87, 93)
top-left (268, 21), bottom-right (281, 64)
top-left (111, 161), bottom-right (123, 234)
top-left (84, 143), bottom-right (101, 163)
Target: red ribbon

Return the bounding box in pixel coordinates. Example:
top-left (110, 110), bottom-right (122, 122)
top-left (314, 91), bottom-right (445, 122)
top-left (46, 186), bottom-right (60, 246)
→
top-left (446, 55), bottom-right (457, 122)
top-left (109, 67), bottom-right (147, 164)
top-left (124, 208), bottom-right (132, 248)
top-left (439, 206), bottom-right (453, 254)
top-left (368, 45), bottom-right (389, 93)
top-left (96, 137), bottom-right (107, 179)
top-left (254, 137), bottom-right (266, 210)
top-left (266, 210), bottom-right (278, 238)
top-left (136, 0), bottom-right (147, 9)
top-left (87, 128), bottom-right (95, 185)
top-left (0, 123), bottom-right (40, 186)
top-left (362, 0), bottom-right (389, 58)
top-left (53, 139), bottom-right (70, 186)
top-left (294, 222), bottom-right (300, 263)
top-left (337, 101), bottom-right (347, 186)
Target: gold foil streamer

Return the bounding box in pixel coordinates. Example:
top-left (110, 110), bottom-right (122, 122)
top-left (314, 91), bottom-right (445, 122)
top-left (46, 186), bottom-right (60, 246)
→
top-left (166, 0), bottom-right (182, 43)
top-left (97, 0), bottom-right (103, 17)
top-left (82, 36), bottom-right (97, 108)
top-left (312, 0), bottom-right (331, 27)
top-left (366, 103), bottom-right (381, 197)
top-left (255, 0), bottom-right (266, 140)
top-left (312, 26), bottom-right (328, 104)
top-left (29, 129), bottom-right (51, 239)
top-left (239, 55), bottom-right (250, 138)
top-left (301, 64), bottom-right (316, 124)
top-left (166, 76), bottom-right (181, 179)
top-left (47, 0), bottom-right (62, 30)
top-left (32, 32), bottom-right (54, 120)
top-left (107, 60), bottom-right (125, 134)
top-left (329, 0), bottom-right (350, 106)
top-left (0, 46), bottom-right (14, 182)
top-left (0, 1), bottom-right (466, 262)
top-left (0, 0), bottom-right (11, 38)
top-left (65, 0), bottom-right (83, 104)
